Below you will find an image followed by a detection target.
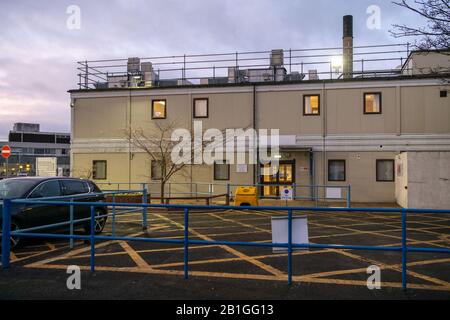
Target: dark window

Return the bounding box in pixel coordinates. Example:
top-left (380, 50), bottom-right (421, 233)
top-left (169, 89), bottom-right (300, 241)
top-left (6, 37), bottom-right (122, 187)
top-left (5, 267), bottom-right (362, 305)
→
top-left (92, 161), bottom-right (107, 180)
top-left (440, 90), bottom-right (448, 98)
top-left (376, 160), bottom-right (395, 182)
top-left (34, 148), bottom-right (56, 155)
top-left (56, 135), bottom-right (70, 144)
top-left (29, 180), bottom-right (61, 198)
top-left (193, 98), bottom-right (209, 118)
top-left (303, 95), bottom-right (320, 115)
top-left (214, 162), bottom-right (230, 181)
top-left (364, 92), bottom-right (382, 114)
top-left (8, 132), bottom-right (22, 142)
top-left (152, 99), bottom-right (167, 119)
top-left (151, 161), bottom-right (162, 180)
top-left (328, 160), bottom-right (346, 181)
top-left (61, 180), bottom-right (89, 195)
top-left (23, 133), bottom-right (55, 143)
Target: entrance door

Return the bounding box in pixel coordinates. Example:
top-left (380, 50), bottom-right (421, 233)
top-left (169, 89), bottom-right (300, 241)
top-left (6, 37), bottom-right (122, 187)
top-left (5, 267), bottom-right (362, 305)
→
top-left (260, 161), bottom-right (295, 197)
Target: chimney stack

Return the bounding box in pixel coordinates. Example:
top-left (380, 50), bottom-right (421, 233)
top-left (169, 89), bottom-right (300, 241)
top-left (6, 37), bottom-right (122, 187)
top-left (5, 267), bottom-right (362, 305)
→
top-left (343, 15), bottom-right (353, 79)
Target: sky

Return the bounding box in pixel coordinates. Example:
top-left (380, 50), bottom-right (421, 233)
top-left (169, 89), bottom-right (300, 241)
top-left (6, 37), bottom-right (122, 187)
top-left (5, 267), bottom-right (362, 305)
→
top-left (0, 0), bottom-right (423, 139)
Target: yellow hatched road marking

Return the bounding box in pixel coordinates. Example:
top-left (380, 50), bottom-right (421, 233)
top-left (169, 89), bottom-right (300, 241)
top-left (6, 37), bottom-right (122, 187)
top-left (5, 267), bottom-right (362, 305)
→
top-left (153, 212), bottom-right (284, 277)
top-left (118, 241), bottom-right (152, 269)
top-left (24, 263), bottom-right (450, 292)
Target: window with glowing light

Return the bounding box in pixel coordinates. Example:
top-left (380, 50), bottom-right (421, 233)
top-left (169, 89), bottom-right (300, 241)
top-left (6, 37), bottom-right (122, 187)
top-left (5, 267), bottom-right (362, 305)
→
top-left (364, 93), bottom-right (382, 114)
top-left (303, 95), bottom-right (320, 116)
top-left (152, 100), bottom-right (167, 119)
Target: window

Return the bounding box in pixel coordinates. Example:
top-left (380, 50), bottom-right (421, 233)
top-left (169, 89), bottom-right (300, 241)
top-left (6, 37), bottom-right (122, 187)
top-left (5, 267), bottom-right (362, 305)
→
top-left (151, 161), bottom-right (162, 180)
top-left (214, 162), bottom-right (230, 181)
top-left (328, 160), bottom-right (346, 181)
top-left (193, 98), bottom-right (209, 118)
top-left (440, 90), bottom-right (448, 98)
top-left (376, 160), bottom-right (395, 182)
top-left (364, 92), bottom-right (382, 114)
top-left (152, 99), bottom-right (166, 119)
top-left (61, 180), bottom-right (89, 195)
top-left (92, 160), bottom-right (107, 180)
top-left (29, 180), bottom-right (61, 198)
top-left (303, 95), bottom-right (320, 115)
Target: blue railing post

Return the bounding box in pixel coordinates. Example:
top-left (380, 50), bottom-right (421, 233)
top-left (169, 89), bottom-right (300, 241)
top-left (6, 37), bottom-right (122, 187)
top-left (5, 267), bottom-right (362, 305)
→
top-left (69, 198), bottom-right (74, 249)
top-left (401, 208), bottom-right (407, 291)
top-left (1, 199), bottom-right (12, 269)
top-left (112, 194), bottom-right (116, 236)
top-left (347, 185), bottom-right (351, 208)
top-left (184, 208), bottom-right (189, 279)
top-left (142, 183), bottom-right (148, 231)
top-left (90, 205), bottom-right (95, 273)
top-left (288, 209), bottom-right (293, 285)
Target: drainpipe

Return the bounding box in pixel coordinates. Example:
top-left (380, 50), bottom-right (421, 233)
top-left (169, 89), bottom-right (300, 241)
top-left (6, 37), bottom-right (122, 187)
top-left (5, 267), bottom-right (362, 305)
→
top-left (322, 80), bottom-right (327, 188)
top-left (128, 89), bottom-right (132, 187)
top-left (309, 149), bottom-right (314, 200)
top-left (253, 85), bottom-right (258, 186)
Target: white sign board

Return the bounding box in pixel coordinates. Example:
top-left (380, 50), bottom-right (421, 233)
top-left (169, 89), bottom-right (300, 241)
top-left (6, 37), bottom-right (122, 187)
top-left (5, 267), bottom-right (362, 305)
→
top-left (271, 216), bottom-right (309, 253)
top-left (236, 164), bottom-right (248, 173)
top-left (280, 187), bottom-right (293, 200)
top-left (36, 157), bottom-right (57, 177)
top-left (326, 187), bottom-right (342, 199)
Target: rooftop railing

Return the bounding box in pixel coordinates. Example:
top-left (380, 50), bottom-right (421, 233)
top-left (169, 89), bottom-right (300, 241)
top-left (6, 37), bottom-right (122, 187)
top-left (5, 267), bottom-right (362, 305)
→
top-left (76, 43), bottom-right (421, 90)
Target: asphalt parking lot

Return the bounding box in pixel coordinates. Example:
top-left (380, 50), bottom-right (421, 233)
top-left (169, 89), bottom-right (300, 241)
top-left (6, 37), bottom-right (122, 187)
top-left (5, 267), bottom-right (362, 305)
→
top-left (1, 207), bottom-right (450, 299)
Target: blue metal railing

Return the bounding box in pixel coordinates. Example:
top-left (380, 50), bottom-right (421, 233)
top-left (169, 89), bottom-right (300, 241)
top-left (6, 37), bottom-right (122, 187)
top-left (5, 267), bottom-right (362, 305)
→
top-left (96, 182), bottom-right (352, 207)
top-left (2, 198), bottom-right (450, 291)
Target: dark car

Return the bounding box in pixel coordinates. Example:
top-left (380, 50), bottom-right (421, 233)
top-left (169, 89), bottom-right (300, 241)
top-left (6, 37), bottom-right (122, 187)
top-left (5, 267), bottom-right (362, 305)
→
top-left (0, 177), bottom-right (108, 249)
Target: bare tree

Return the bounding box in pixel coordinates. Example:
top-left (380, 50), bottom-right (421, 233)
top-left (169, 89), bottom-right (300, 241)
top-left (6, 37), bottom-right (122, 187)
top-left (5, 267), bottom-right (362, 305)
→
top-left (124, 121), bottom-right (249, 203)
top-left (390, 0), bottom-right (450, 51)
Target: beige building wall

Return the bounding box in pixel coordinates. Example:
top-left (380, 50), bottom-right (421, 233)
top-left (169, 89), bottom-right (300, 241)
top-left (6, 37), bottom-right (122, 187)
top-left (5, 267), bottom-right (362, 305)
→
top-left (70, 78), bottom-right (449, 203)
top-left (313, 151), bottom-right (397, 203)
top-left (401, 86), bottom-right (450, 134)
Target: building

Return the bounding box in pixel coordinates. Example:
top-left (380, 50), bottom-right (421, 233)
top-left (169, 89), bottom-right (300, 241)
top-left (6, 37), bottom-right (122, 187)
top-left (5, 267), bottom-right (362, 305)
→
top-left (0, 123), bottom-right (71, 178)
top-left (69, 16), bottom-right (450, 204)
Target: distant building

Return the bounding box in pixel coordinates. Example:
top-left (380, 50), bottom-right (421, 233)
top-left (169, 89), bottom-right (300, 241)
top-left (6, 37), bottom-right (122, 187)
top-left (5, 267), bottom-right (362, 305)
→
top-left (0, 123), bottom-right (70, 178)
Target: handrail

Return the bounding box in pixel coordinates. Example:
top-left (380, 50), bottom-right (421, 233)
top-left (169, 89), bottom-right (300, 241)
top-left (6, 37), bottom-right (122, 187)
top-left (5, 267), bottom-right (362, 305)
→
top-left (2, 197), bottom-right (450, 291)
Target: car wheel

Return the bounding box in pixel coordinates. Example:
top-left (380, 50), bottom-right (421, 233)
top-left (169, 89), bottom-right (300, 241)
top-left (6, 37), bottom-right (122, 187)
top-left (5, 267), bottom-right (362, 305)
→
top-left (0, 220), bottom-right (23, 250)
top-left (84, 209), bottom-right (107, 235)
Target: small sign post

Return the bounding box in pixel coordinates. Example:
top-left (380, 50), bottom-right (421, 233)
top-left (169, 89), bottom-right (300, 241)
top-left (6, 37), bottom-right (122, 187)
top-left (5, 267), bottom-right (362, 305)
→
top-left (1, 145), bottom-right (12, 178)
top-left (280, 186), bottom-right (293, 206)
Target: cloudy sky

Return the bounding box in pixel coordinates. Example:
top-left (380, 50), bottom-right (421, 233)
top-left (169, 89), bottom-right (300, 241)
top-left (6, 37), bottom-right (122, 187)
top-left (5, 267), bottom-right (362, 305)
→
top-left (0, 0), bottom-right (422, 139)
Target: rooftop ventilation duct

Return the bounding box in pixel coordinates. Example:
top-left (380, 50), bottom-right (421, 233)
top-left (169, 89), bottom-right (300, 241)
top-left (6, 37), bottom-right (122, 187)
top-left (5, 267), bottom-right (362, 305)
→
top-left (270, 49), bottom-right (284, 67)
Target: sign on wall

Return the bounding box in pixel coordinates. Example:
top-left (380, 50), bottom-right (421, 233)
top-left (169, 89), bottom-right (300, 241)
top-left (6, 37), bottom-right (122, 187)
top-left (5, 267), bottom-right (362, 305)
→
top-left (326, 187), bottom-right (342, 199)
top-left (36, 157), bottom-right (57, 177)
top-left (236, 164), bottom-right (248, 173)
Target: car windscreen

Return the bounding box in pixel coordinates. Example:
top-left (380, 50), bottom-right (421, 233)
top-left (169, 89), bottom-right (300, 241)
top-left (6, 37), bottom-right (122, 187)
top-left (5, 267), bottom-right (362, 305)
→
top-left (0, 179), bottom-right (38, 199)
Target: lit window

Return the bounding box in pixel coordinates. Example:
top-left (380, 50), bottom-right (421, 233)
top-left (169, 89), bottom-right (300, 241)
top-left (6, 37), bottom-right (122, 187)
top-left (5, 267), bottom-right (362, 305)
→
top-left (364, 93), bottom-right (382, 114)
top-left (376, 160), bottom-right (394, 182)
top-left (194, 98), bottom-right (208, 118)
top-left (152, 100), bottom-right (166, 119)
top-left (92, 160), bottom-right (107, 180)
top-left (214, 162), bottom-right (230, 181)
top-left (303, 95), bottom-right (320, 115)
top-left (328, 160), bottom-right (346, 181)
top-left (151, 161), bottom-right (162, 180)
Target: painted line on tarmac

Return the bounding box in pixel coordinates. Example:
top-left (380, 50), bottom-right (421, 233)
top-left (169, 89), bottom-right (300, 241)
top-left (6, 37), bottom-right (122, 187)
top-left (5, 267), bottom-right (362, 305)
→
top-left (153, 212), bottom-right (285, 277)
top-left (24, 263), bottom-right (450, 292)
